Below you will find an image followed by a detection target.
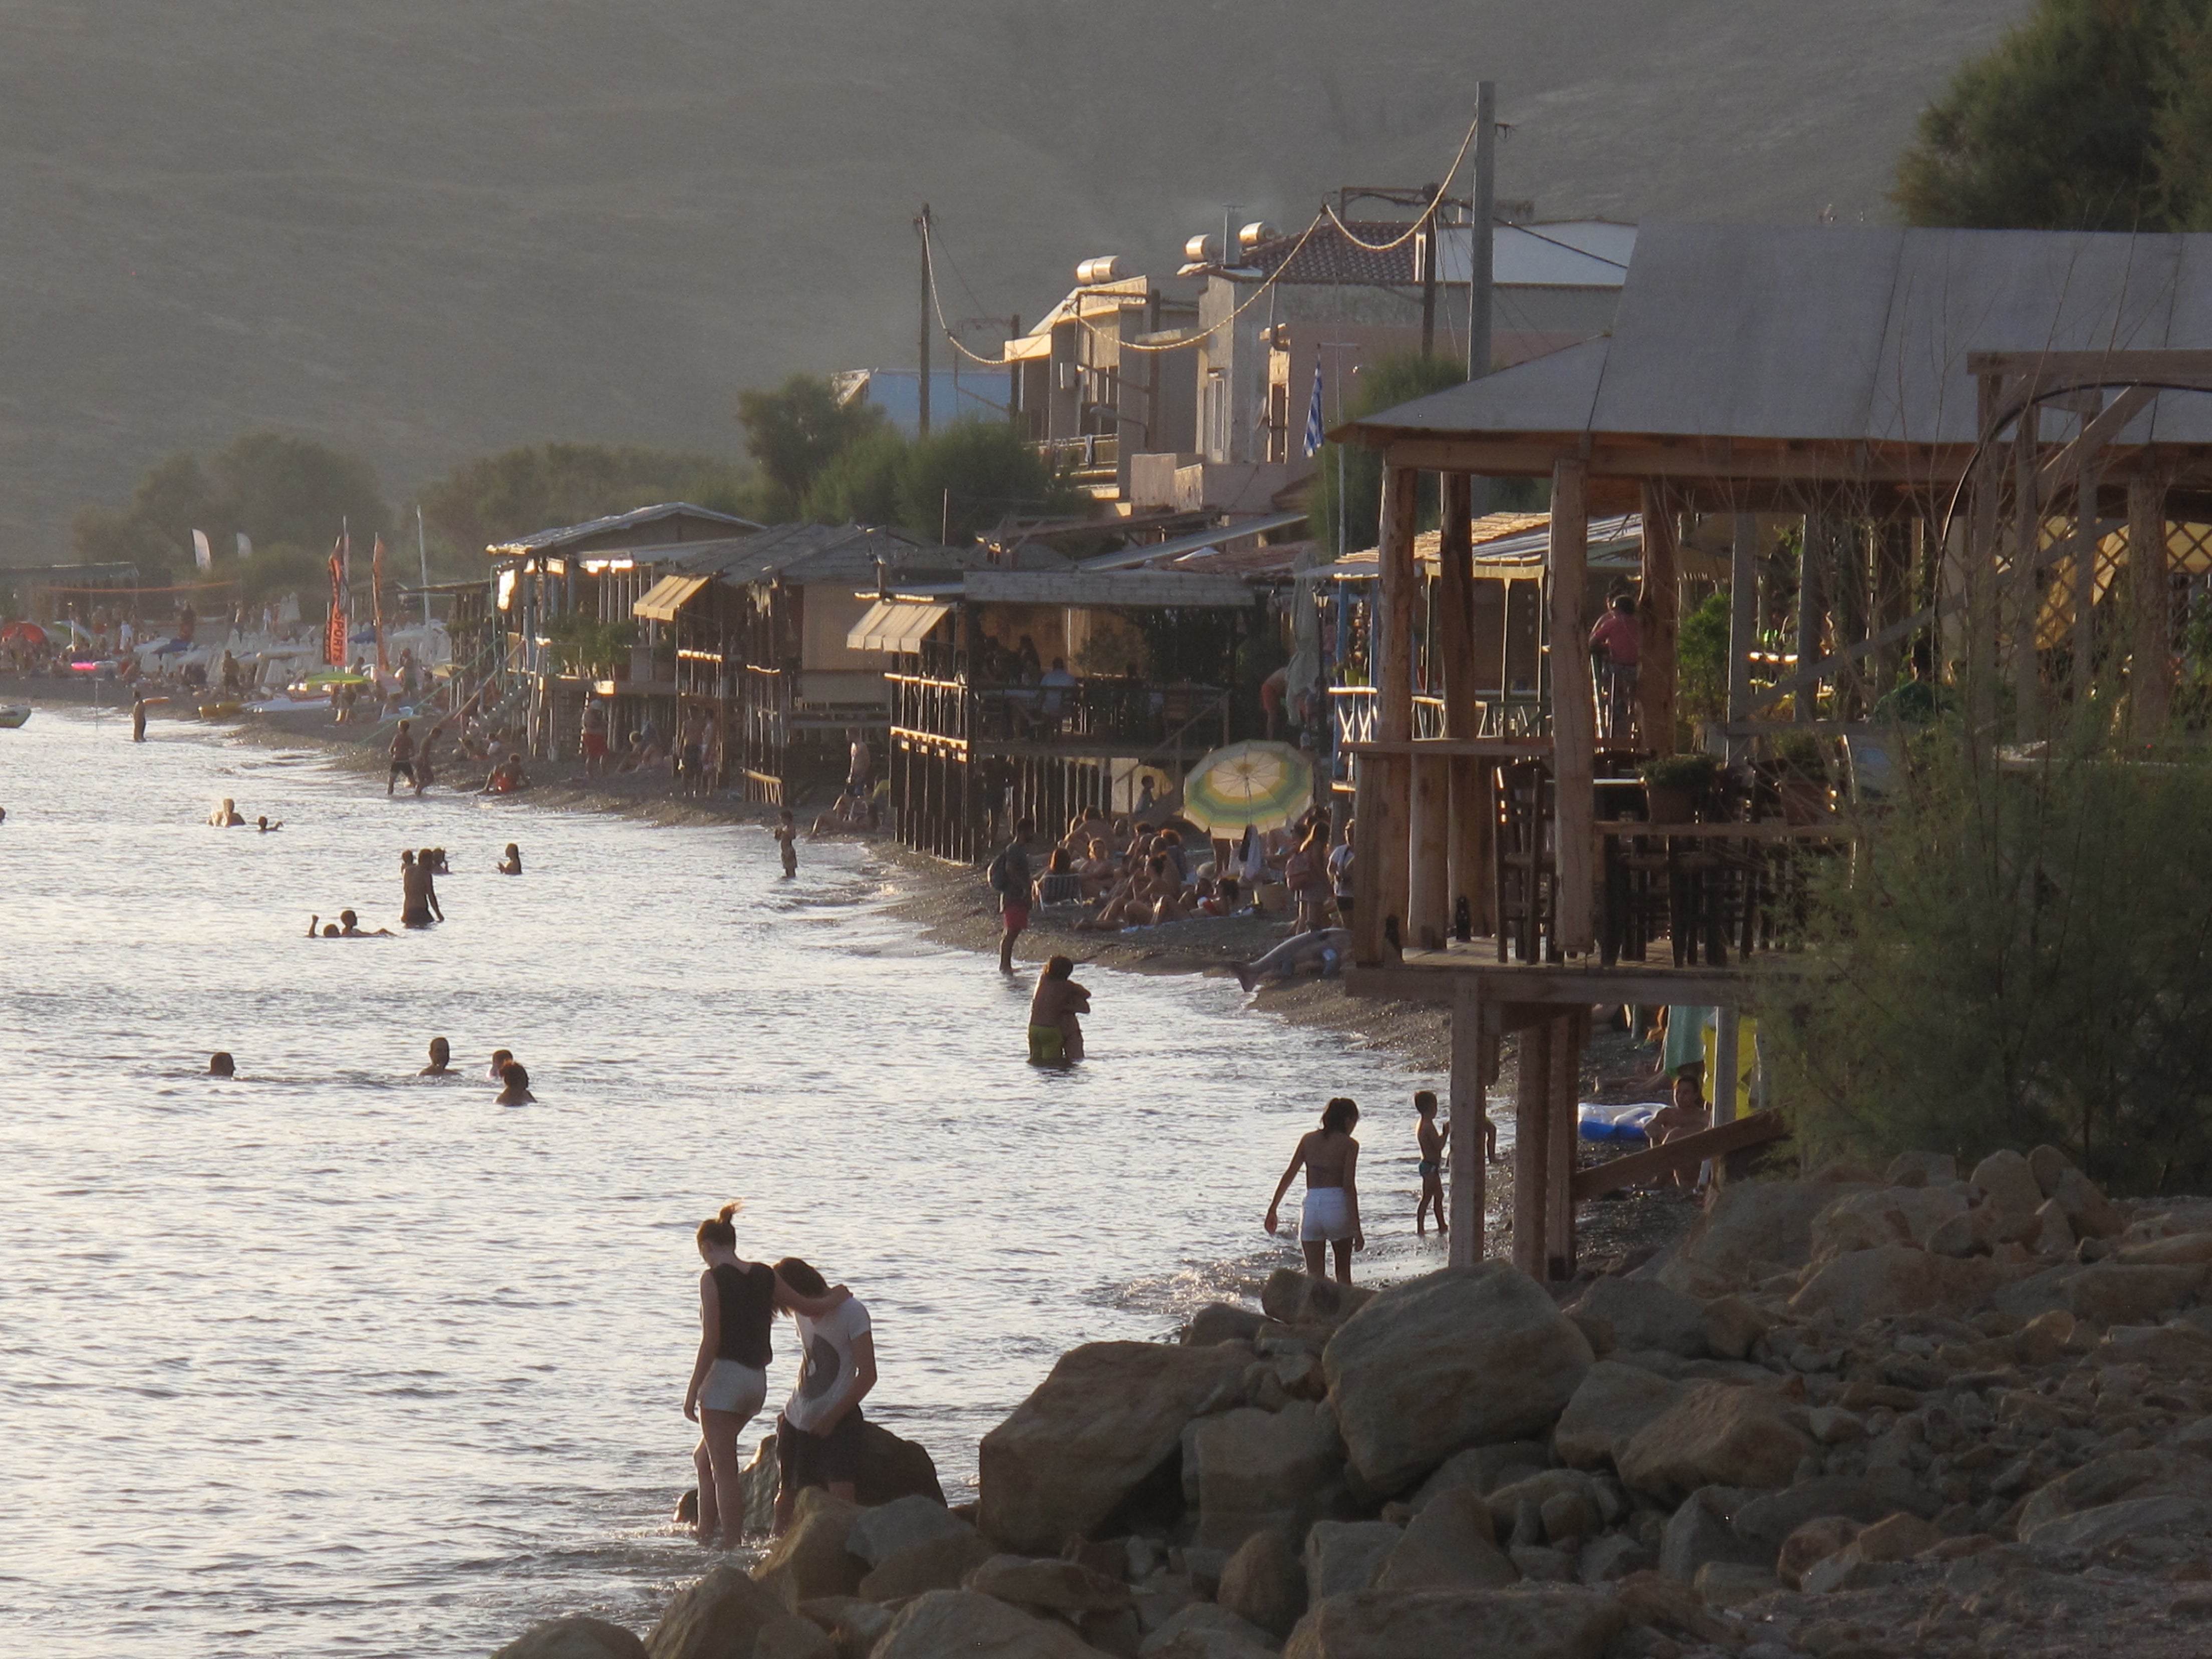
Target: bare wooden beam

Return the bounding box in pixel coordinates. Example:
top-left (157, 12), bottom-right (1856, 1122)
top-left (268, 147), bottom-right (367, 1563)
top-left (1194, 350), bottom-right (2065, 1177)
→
top-left (1512, 1017), bottom-right (1552, 1279)
top-left (1448, 979), bottom-right (1486, 1267)
top-left (1796, 516), bottom-right (1827, 722)
top-left (1369, 465), bottom-right (1421, 962)
top-left (2072, 444), bottom-right (2099, 701)
top-left (1549, 458), bottom-right (1596, 956)
top-left (1637, 482), bottom-right (1679, 756)
top-left (1439, 472), bottom-right (1488, 940)
top-left (1726, 513), bottom-right (1759, 766)
top-left (2036, 385), bottom-right (2157, 495)
top-left (2013, 406), bottom-right (2043, 737)
top-left (1409, 753), bottom-right (1450, 949)
top-left (2131, 467), bottom-right (2171, 736)
top-left (1545, 1010), bottom-right (1584, 1281)
top-left (1568, 1110), bottom-right (1788, 1202)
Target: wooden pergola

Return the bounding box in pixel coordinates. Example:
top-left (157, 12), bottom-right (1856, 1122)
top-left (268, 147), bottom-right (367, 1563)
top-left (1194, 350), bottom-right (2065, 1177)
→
top-left (1329, 222), bottom-right (2212, 1276)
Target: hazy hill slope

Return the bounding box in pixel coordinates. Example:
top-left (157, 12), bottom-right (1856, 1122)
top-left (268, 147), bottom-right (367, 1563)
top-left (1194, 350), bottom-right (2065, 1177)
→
top-left (0, 1), bottom-right (2023, 556)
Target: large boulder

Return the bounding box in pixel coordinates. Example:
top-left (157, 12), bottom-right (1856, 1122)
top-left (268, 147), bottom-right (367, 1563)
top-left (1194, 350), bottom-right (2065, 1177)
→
top-left (857, 1530), bottom-right (996, 1601)
top-left (750, 1488), bottom-right (865, 1606)
top-left (1412, 1444), bottom-right (1550, 1506)
top-left (1731, 1475), bottom-right (1933, 1548)
top-left (1323, 1265), bottom-right (1594, 1495)
top-left (644, 1563), bottom-right (792, 1659)
top-left (1283, 1585), bottom-right (1624, 1659)
top-left (870, 1589), bottom-right (1096, 1658)
top-left (854, 1421), bottom-right (948, 1507)
top-left (1217, 1527), bottom-right (1308, 1639)
top-left (978, 1340), bottom-right (1250, 1554)
top-left (1659, 1179), bottom-right (1867, 1295)
top-left (2063, 1262), bottom-right (2204, 1326)
top-left (1567, 1278), bottom-right (1707, 1358)
top-left (2025, 1496), bottom-right (2211, 1551)
top-left (847, 1493), bottom-right (974, 1568)
top-left (752, 1617), bottom-right (834, 1659)
top-left (2015, 1449), bottom-right (2212, 1538)
top-left (1787, 1244), bottom-right (2008, 1328)
top-left (1184, 1401), bottom-right (1348, 1550)
top-left (967, 1554), bottom-right (1134, 1616)
top-left (1658, 1488), bottom-right (1771, 1580)
top-left (1615, 1384), bottom-right (1815, 1506)
top-left (1139, 1603), bottom-right (1282, 1659)
top-left (1810, 1187), bottom-right (1966, 1256)
top-left (1263, 1269), bottom-right (1375, 1327)
top-left (1970, 1150), bottom-right (2045, 1223)
top-left (1375, 1487), bottom-right (1517, 1591)
top-left (1305, 1520), bottom-right (1403, 1602)
top-left (1187, 1303), bottom-right (1270, 1347)
top-left (1552, 1362), bottom-right (1689, 1472)
top-left (495, 1616), bottom-right (646, 1659)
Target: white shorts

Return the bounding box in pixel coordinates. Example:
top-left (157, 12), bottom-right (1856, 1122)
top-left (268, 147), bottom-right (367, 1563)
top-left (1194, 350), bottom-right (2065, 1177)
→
top-left (1301, 1187), bottom-right (1353, 1243)
top-left (700, 1359), bottom-right (767, 1418)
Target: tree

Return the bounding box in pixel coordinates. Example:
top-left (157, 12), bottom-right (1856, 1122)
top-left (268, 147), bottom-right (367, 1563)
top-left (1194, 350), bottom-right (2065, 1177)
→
top-left (801, 426), bottom-right (907, 527)
top-left (1306, 352), bottom-right (1471, 556)
top-left (418, 441), bottom-right (753, 563)
top-left (72, 452), bottom-right (213, 578)
top-left (894, 419), bottom-right (1082, 545)
top-left (1892, 0), bottom-right (2205, 229)
top-left (737, 374), bottom-right (888, 520)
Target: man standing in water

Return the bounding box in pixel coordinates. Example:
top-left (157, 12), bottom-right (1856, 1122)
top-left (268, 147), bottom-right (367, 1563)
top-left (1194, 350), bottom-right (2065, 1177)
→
top-left (989, 817), bottom-right (1034, 974)
top-left (131, 694), bottom-right (149, 742)
top-left (770, 1257), bottom-right (876, 1532)
top-left (387, 720), bottom-right (419, 796)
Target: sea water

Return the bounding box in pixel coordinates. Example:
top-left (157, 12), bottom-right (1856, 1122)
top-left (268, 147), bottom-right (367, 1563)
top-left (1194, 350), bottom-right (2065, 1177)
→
top-left (0, 709), bottom-right (1428, 1657)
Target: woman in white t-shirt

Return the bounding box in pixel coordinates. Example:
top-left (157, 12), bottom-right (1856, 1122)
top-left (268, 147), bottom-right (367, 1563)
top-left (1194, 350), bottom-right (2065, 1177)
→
top-left (770, 1256), bottom-right (877, 1533)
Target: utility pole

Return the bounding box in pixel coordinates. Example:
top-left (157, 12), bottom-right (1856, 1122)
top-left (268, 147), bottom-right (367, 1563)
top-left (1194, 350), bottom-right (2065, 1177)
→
top-left (1419, 182), bottom-right (1439, 358)
top-left (1466, 83), bottom-right (1497, 384)
top-left (1007, 313), bottom-right (1021, 426)
top-left (416, 503), bottom-right (432, 627)
top-left (916, 204), bottom-right (933, 436)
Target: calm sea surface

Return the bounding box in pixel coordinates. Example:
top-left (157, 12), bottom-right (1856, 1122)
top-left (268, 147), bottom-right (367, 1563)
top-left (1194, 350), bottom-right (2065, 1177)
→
top-left (0, 707), bottom-right (1432, 1657)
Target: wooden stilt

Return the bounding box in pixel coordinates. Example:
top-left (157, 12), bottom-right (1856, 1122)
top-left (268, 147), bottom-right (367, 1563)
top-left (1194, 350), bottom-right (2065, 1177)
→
top-left (1512, 1012), bottom-right (1551, 1279)
top-left (1545, 1010), bottom-right (1583, 1282)
top-left (2013, 406), bottom-right (2043, 738)
top-left (2072, 447), bottom-right (2099, 702)
top-left (1376, 465), bottom-right (1419, 958)
top-left (2130, 467), bottom-right (2170, 736)
top-left (1636, 483), bottom-right (1679, 755)
top-left (1548, 460), bottom-right (1595, 956)
top-left (1713, 1007), bottom-right (1741, 1127)
top-left (1726, 514), bottom-right (1759, 766)
top-left (1449, 979), bottom-right (1486, 1266)
top-left (1439, 472), bottom-right (1486, 939)
top-left (1351, 755), bottom-right (1384, 963)
top-left (1796, 516), bottom-right (1826, 723)
top-left (1409, 753), bottom-right (1449, 948)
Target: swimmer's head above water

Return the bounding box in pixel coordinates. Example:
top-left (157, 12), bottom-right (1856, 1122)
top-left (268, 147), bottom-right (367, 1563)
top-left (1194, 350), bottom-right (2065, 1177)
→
top-left (208, 1051), bottom-right (234, 1077)
top-left (423, 1037), bottom-right (451, 1074)
top-left (488, 1047), bottom-right (513, 1079)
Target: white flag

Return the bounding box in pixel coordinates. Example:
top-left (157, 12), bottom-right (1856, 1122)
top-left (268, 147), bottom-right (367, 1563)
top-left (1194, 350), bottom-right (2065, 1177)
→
top-left (192, 528), bottom-right (212, 572)
top-left (236, 532), bottom-right (252, 561)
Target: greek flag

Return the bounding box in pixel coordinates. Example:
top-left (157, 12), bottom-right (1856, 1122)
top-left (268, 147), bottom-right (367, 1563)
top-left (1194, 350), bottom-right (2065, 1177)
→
top-left (1302, 360), bottom-right (1326, 456)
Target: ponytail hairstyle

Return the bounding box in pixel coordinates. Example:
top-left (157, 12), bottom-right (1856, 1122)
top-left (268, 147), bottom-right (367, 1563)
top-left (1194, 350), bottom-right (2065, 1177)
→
top-left (696, 1199), bottom-right (742, 1252)
top-left (1320, 1096), bottom-right (1360, 1136)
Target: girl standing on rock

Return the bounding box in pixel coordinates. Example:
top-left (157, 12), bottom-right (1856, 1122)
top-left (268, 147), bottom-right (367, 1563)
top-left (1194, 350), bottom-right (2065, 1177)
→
top-left (1264, 1096), bottom-right (1364, 1283)
top-left (681, 1203), bottom-right (852, 1547)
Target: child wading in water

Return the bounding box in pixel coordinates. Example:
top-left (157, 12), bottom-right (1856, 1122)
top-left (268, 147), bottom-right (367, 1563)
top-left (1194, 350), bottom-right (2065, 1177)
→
top-left (775, 809), bottom-right (798, 878)
top-left (1414, 1089), bottom-right (1448, 1237)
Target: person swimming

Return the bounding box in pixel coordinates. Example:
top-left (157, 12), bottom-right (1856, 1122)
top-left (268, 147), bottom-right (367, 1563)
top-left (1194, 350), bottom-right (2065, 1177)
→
top-left (420, 1037), bottom-right (454, 1076)
top-left (307, 909), bottom-right (391, 939)
top-left (487, 1047), bottom-right (514, 1082)
top-left (208, 1051), bottom-right (234, 1077)
top-left (255, 815), bottom-right (282, 833)
top-left (208, 798), bottom-right (244, 827)
top-left (495, 1061), bottom-right (534, 1105)
top-left (498, 843), bottom-right (522, 875)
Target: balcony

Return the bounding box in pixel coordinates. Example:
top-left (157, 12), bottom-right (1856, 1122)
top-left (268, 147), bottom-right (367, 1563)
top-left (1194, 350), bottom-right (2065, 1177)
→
top-left (891, 672), bottom-right (1231, 756)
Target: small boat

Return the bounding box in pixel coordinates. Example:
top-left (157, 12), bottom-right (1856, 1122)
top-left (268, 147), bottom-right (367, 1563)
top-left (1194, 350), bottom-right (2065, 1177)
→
top-left (0, 706), bottom-right (31, 729)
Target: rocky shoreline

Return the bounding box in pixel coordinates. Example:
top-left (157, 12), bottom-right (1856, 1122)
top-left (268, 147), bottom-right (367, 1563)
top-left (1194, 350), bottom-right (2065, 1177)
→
top-left (491, 1143), bottom-right (2212, 1658)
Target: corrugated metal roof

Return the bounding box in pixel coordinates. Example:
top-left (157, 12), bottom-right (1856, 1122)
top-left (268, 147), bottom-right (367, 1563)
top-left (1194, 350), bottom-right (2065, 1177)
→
top-left (964, 569), bottom-right (1256, 608)
top-left (486, 501), bottom-right (760, 556)
top-left (1345, 223), bottom-right (2212, 449)
top-left (622, 523), bottom-right (977, 588)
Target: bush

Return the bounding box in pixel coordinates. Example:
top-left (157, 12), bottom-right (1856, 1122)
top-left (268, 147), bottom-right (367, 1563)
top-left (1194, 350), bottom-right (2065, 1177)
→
top-left (1760, 723), bottom-right (2212, 1195)
top-left (1639, 752), bottom-right (1721, 790)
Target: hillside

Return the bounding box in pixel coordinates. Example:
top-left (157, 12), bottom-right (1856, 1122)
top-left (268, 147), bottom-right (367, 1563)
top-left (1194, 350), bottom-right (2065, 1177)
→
top-left (0, 0), bottom-right (2025, 557)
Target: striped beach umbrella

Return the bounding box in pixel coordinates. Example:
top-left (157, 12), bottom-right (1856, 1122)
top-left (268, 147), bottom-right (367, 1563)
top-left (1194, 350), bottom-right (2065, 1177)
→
top-left (1179, 740), bottom-right (1314, 834)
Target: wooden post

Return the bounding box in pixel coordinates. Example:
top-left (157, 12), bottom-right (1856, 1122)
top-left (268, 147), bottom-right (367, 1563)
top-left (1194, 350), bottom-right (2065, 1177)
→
top-left (1511, 1012), bottom-right (1551, 1279)
top-left (1351, 755), bottom-right (1385, 962)
top-left (1726, 514), bottom-right (1758, 766)
top-left (1549, 459), bottom-right (1595, 956)
top-left (1439, 472), bottom-right (1487, 938)
top-left (1713, 1007), bottom-right (1741, 1127)
top-left (1637, 482), bottom-right (1679, 756)
top-left (2013, 404), bottom-right (2042, 738)
top-left (2072, 450), bottom-right (2099, 702)
top-left (1545, 1010), bottom-right (1584, 1281)
top-left (1795, 516), bottom-right (1826, 722)
top-left (2131, 467), bottom-right (2170, 735)
top-left (1375, 464), bottom-right (1420, 958)
top-left (1408, 754), bottom-right (1450, 947)
top-left (1448, 979), bottom-right (1486, 1266)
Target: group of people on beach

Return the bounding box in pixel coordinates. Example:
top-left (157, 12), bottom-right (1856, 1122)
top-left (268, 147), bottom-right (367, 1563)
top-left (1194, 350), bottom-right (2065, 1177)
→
top-left (683, 1204), bottom-right (877, 1547)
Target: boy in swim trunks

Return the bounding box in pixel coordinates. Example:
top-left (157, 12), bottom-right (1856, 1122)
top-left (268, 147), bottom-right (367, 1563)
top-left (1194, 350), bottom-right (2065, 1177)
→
top-left (1414, 1089), bottom-right (1447, 1237)
top-left (775, 809), bottom-right (798, 878)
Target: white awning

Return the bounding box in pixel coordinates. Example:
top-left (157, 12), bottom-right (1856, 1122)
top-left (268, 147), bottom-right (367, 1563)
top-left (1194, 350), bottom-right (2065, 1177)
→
top-left (633, 574), bottom-right (709, 622)
top-left (847, 600), bottom-right (950, 653)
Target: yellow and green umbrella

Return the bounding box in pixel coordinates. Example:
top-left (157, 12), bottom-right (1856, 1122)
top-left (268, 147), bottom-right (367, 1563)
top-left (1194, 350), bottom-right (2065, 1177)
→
top-left (1180, 740), bottom-right (1314, 834)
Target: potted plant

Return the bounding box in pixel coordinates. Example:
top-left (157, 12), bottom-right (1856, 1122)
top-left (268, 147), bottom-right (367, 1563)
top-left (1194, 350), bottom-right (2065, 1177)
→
top-left (1639, 751), bottom-right (1721, 825)
top-left (1771, 730), bottom-right (1830, 824)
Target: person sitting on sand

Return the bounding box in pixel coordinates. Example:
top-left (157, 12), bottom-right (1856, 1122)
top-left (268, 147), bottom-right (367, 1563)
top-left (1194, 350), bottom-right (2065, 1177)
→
top-left (1027, 955), bottom-right (1091, 1064)
top-left (1264, 1096), bottom-right (1364, 1284)
top-left (208, 1051), bottom-right (235, 1077)
top-left (483, 753), bottom-right (528, 794)
top-left (1074, 837), bottom-right (1117, 899)
top-left (420, 1037), bottom-right (454, 1076)
top-left (495, 1061), bottom-right (534, 1105)
top-left (209, 798), bottom-right (244, 827)
top-left (1035, 846), bottom-right (1083, 906)
top-left (487, 1047), bottom-right (514, 1081)
top-left (1646, 1067), bottom-right (1712, 1190)
top-left (1231, 926), bottom-right (1351, 993)
top-left (498, 843), bottom-right (522, 875)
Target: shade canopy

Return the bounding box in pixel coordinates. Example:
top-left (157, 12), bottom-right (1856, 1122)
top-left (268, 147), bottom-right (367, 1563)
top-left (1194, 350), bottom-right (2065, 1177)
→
top-left (847, 600), bottom-right (950, 653)
top-left (632, 574), bottom-right (710, 622)
top-left (1180, 740), bottom-right (1314, 835)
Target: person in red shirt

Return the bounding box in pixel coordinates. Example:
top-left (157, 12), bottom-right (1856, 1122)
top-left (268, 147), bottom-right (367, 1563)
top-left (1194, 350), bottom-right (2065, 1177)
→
top-left (1588, 593), bottom-right (1641, 743)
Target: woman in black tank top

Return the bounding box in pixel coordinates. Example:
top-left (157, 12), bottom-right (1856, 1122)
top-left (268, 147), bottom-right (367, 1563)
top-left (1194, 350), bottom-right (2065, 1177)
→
top-left (682, 1202), bottom-right (853, 1547)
